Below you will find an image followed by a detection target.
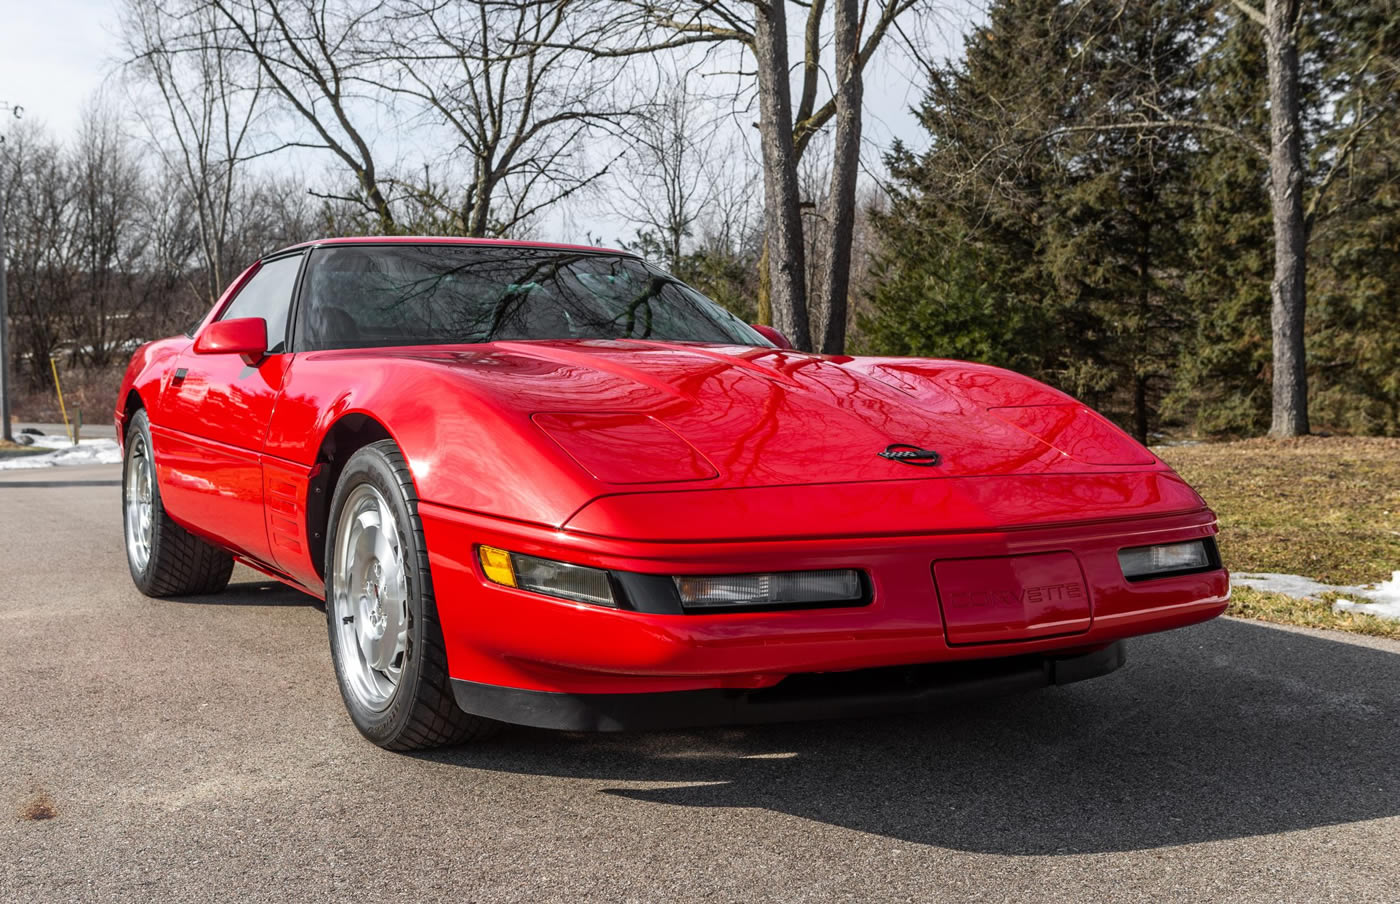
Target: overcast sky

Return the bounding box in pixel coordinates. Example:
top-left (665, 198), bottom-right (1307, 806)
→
top-left (0, 0), bottom-right (978, 245)
top-left (0, 0), bottom-right (117, 138)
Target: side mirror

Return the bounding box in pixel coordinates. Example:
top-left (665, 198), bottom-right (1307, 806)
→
top-left (194, 317), bottom-right (268, 366)
top-left (750, 324), bottom-right (792, 350)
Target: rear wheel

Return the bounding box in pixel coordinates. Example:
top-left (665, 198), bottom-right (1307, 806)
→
top-left (325, 440), bottom-right (496, 749)
top-left (122, 409), bottom-right (234, 597)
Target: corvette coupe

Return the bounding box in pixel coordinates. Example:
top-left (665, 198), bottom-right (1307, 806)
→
top-left (116, 237), bottom-right (1229, 750)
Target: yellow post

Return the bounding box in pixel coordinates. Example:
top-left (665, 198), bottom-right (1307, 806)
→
top-left (49, 356), bottom-right (73, 445)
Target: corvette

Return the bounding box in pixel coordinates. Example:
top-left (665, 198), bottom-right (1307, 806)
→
top-left (116, 237), bottom-right (1229, 750)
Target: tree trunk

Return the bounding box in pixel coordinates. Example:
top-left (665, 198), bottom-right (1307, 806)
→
top-left (467, 175), bottom-right (491, 237)
top-left (1133, 375), bottom-right (1149, 446)
top-left (752, 0), bottom-right (810, 349)
top-left (1265, 0), bottom-right (1308, 437)
top-left (815, 0), bottom-right (862, 355)
top-left (362, 169), bottom-right (394, 234)
top-left (756, 237), bottom-right (772, 325)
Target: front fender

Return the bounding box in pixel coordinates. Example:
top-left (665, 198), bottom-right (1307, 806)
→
top-left (264, 353), bottom-right (601, 529)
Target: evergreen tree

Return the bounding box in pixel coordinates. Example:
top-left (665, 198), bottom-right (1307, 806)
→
top-left (1306, 1), bottom-right (1400, 433)
top-left (862, 0), bottom-right (1210, 442)
top-left (867, 0), bottom-right (1400, 439)
top-left (1164, 10), bottom-right (1274, 435)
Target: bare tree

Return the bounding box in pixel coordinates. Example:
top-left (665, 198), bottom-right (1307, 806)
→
top-left (131, 165), bottom-right (208, 340)
top-left (696, 143), bottom-right (762, 258)
top-left (67, 105), bottom-right (147, 370)
top-left (610, 76), bottom-right (713, 267)
top-left (566, 0), bottom-right (929, 351)
top-left (814, 0), bottom-right (862, 354)
top-left (2, 122), bottom-right (80, 385)
top-left (751, 0), bottom-right (812, 345)
top-left (122, 0), bottom-right (272, 304)
top-left (202, 0), bottom-right (395, 229)
top-left (368, 0), bottom-right (632, 237)
top-left (1233, 0), bottom-right (1305, 435)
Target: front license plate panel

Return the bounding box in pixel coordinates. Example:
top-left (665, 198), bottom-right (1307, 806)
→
top-left (934, 552), bottom-right (1092, 645)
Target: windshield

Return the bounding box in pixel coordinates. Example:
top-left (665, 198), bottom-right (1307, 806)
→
top-left (297, 244), bottom-right (768, 351)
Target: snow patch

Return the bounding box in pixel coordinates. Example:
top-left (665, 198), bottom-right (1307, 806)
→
top-left (1333, 572), bottom-right (1400, 621)
top-left (1232, 571), bottom-right (1400, 622)
top-left (0, 433), bottom-right (121, 469)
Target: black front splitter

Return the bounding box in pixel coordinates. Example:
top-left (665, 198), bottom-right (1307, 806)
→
top-left (451, 641), bottom-right (1126, 732)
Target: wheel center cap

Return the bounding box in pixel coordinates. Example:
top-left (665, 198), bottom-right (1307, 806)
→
top-left (356, 559), bottom-right (398, 670)
top-left (363, 563), bottom-right (387, 627)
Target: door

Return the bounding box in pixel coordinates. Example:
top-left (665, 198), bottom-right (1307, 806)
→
top-left (154, 252), bottom-right (305, 564)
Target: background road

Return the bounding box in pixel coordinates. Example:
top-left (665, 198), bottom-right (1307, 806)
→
top-left (3, 465), bottom-right (1399, 903)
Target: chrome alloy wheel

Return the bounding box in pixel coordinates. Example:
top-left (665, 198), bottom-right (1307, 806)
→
top-left (332, 484), bottom-right (410, 712)
top-left (124, 431), bottom-right (155, 572)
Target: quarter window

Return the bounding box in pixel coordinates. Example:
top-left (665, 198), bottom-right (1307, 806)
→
top-left (218, 254), bottom-right (303, 354)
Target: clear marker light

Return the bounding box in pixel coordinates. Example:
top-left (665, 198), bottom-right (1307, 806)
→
top-left (674, 570), bottom-right (862, 609)
top-left (1118, 541), bottom-right (1211, 580)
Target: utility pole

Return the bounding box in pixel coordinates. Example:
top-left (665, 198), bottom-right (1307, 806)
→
top-left (0, 102), bottom-right (21, 442)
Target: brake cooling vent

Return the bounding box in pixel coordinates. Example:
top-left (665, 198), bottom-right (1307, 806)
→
top-left (533, 412), bottom-right (719, 484)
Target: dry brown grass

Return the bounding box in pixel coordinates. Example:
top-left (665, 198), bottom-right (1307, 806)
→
top-left (0, 437), bottom-right (54, 456)
top-left (1158, 437), bottom-right (1400, 585)
top-left (11, 361), bottom-right (123, 427)
top-left (1227, 586), bottom-right (1400, 639)
top-left (1158, 437), bottom-right (1400, 638)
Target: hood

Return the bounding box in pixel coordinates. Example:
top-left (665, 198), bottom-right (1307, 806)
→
top-left (375, 339), bottom-right (1159, 490)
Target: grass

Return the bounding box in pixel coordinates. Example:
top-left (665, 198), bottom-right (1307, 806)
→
top-left (1226, 586), bottom-right (1400, 639)
top-left (0, 438), bottom-right (54, 457)
top-left (1157, 436), bottom-right (1400, 639)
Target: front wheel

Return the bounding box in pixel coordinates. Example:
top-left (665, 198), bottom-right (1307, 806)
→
top-left (324, 440), bottom-right (496, 749)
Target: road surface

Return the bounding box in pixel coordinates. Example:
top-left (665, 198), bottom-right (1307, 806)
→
top-left (3, 463), bottom-right (1398, 902)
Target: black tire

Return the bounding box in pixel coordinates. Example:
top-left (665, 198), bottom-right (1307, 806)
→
top-left (324, 440), bottom-right (497, 750)
top-left (122, 409), bottom-right (235, 597)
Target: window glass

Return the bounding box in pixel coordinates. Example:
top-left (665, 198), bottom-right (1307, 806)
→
top-left (298, 244), bottom-right (768, 350)
top-left (219, 254), bottom-right (303, 353)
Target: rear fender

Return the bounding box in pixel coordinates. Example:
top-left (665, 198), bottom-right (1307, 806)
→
top-left (114, 337), bottom-right (189, 450)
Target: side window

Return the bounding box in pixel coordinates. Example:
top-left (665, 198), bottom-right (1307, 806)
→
top-left (218, 254), bottom-right (303, 354)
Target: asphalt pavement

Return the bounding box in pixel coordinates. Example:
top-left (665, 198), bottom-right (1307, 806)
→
top-left (3, 464), bottom-right (1399, 902)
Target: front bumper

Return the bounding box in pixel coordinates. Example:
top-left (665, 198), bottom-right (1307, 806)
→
top-left (419, 502), bottom-right (1228, 701)
top-left (451, 641), bottom-right (1127, 731)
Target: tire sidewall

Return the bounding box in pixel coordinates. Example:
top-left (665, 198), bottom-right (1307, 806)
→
top-left (122, 410), bottom-right (164, 593)
top-left (324, 445), bottom-right (432, 744)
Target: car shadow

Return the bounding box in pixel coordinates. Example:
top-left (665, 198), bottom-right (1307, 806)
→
top-left (169, 580), bottom-right (321, 608)
top-left (421, 618), bottom-right (1400, 855)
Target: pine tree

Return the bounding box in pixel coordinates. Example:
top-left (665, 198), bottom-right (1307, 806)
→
top-left (1306, 1), bottom-right (1400, 433)
top-left (1163, 9), bottom-right (1274, 435)
top-left (863, 0), bottom-right (1211, 442)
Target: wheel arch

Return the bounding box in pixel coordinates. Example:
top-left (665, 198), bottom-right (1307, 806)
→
top-left (306, 412), bottom-right (399, 580)
top-left (120, 389), bottom-right (145, 436)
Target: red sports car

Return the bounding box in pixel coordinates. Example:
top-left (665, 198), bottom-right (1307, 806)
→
top-left (116, 237), bottom-right (1228, 750)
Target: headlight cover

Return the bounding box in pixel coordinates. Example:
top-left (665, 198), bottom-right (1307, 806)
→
top-left (674, 569), bottom-right (863, 610)
top-left (479, 548), bottom-right (868, 614)
top-left (1118, 540), bottom-right (1213, 582)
